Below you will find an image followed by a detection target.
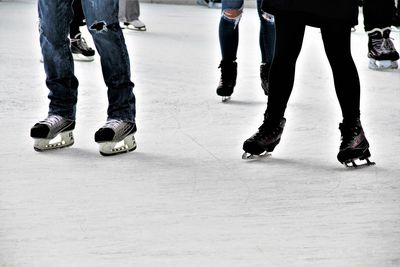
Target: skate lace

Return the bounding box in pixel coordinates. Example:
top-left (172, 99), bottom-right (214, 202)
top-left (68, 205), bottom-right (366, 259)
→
top-left (72, 34), bottom-right (90, 51)
top-left (103, 119), bottom-right (124, 130)
top-left (40, 115), bottom-right (64, 126)
top-left (382, 37), bottom-right (396, 52)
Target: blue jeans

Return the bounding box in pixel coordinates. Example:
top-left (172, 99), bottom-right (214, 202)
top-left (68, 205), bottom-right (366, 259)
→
top-left (219, 0), bottom-right (275, 63)
top-left (38, 0), bottom-right (136, 123)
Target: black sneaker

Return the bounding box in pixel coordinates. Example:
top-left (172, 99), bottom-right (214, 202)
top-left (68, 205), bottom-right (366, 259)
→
top-left (70, 33), bottom-right (95, 62)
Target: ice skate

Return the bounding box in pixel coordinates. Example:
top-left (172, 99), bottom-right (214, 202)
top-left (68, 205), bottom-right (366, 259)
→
top-left (367, 29), bottom-right (399, 70)
top-left (260, 63), bottom-right (271, 95)
top-left (242, 116), bottom-right (286, 159)
top-left (123, 20), bottom-right (146, 31)
top-left (70, 33), bottom-right (95, 62)
top-left (94, 119), bottom-right (137, 156)
top-left (216, 61), bottom-right (237, 102)
top-left (337, 119), bottom-right (375, 168)
top-left (30, 115), bottom-right (75, 152)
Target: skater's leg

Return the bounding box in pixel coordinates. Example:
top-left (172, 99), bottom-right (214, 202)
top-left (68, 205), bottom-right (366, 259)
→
top-left (363, 0), bottom-right (393, 32)
top-left (70, 0), bottom-right (85, 38)
top-left (265, 11), bottom-right (306, 122)
top-left (256, 0), bottom-right (275, 65)
top-left (321, 23), bottom-right (361, 123)
top-left (256, 0), bottom-right (275, 94)
top-left (216, 0), bottom-right (243, 99)
top-left (38, 0), bottom-right (78, 120)
top-left (219, 0), bottom-right (243, 62)
top-left (81, 0), bottom-right (136, 123)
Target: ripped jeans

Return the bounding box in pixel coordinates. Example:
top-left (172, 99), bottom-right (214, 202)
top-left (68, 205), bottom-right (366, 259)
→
top-left (219, 0), bottom-right (275, 63)
top-left (38, 0), bottom-right (136, 123)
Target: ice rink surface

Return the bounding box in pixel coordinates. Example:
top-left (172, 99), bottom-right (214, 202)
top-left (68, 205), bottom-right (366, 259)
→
top-left (1, 1), bottom-right (400, 266)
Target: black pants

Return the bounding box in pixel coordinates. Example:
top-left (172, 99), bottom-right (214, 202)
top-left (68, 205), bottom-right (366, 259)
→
top-left (266, 12), bottom-right (361, 123)
top-left (70, 0), bottom-right (85, 38)
top-left (363, 0), bottom-right (395, 31)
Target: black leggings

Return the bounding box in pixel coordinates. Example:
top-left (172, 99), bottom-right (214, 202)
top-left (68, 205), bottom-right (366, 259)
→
top-left (266, 12), bottom-right (361, 123)
top-left (363, 0), bottom-right (395, 31)
top-left (70, 0), bottom-right (85, 38)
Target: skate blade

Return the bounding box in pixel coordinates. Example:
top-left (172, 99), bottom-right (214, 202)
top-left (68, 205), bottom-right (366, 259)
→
top-left (368, 59), bottom-right (397, 70)
top-left (98, 133), bottom-right (136, 156)
top-left (221, 96), bottom-right (231, 103)
top-left (343, 157), bottom-right (376, 168)
top-left (242, 151), bottom-right (270, 160)
top-left (33, 131), bottom-right (74, 152)
top-left (72, 53), bottom-right (94, 62)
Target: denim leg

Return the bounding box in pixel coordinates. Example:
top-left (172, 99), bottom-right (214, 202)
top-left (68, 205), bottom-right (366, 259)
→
top-left (257, 0), bottom-right (275, 64)
top-left (219, 0), bottom-right (244, 62)
top-left (38, 0), bottom-right (78, 120)
top-left (81, 0), bottom-right (136, 123)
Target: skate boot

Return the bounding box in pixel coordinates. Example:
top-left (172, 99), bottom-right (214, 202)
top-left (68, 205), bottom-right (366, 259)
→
top-left (30, 115), bottom-right (75, 152)
top-left (367, 29), bottom-right (398, 70)
top-left (382, 29), bottom-right (399, 67)
top-left (260, 63), bottom-right (271, 95)
top-left (94, 119), bottom-right (137, 156)
top-left (337, 119), bottom-right (375, 168)
top-left (123, 19), bottom-right (146, 31)
top-left (70, 33), bottom-right (95, 62)
top-left (242, 116), bottom-right (286, 159)
top-left (216, 61), bottom-right (237, 102)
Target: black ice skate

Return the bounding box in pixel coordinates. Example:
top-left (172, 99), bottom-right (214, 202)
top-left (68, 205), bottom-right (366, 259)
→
top-left (367, 29), bottom-right (399, 70)
top-left (260, 63), bottom-right (271, 95)
top-left (216, 61), bottom-right (237, 102)
top-left (242, 116), bottom-right (286, 159)
top-left (337, 120), bottom-right (375, 168)
top-left (70, 33), bottom-right (95, 62)
top-left (30, 115), bottom-right (75, 151)
top-left (94, 119), bottom-right (137, 156)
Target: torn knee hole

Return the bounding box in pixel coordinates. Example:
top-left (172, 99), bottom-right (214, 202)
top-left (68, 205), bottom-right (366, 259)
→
top-left (223, 9), bottom-right (242, 20)
top-left (90, 21), bottom-right (107, 32)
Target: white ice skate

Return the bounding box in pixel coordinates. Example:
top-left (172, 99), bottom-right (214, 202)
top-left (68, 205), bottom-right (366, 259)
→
top-left (30, 115), bottom-right (75, 152)
top-left (123, 20), bottom-right (146, 31)
top-left (94, 119), bottom-right (137, 156)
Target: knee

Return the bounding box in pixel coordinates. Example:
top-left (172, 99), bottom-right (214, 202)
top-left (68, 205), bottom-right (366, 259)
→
top-left (222, 9), bottom-right (243, 22)
top-left (89, 21), bottom-right (120, 33)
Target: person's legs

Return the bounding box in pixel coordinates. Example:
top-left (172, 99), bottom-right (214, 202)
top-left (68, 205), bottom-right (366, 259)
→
top-left (38, 0), bottom-right (78, 120)
top-left (119, 0), bottom-right (146, 30)
top-left (219, 0), bottom-right (243, 62)
top-left (265, 12), bottom-right (306, 122)
top-left (242, 12), bottom-right (305, 156)
top-left (256, 0), bottom-right (275, 94)
top-left (82, 0), bottom-right (135, 122)
top-left (70, 0), bottom-right (85, 38)
top-left (216, 0), bottom-right (243, 99)
top-left (320, 23), bottom-right (360, 123)
top-left (321, 23), bottom-right (373, 166)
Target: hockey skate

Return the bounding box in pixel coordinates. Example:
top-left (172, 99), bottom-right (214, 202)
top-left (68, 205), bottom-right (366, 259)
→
top-left (216, 61), bottom-right (237, 102)
top-left (367, 29), bottom-right (399, 70)
top-left (337, 120), bottom-right (375, 168)
top-left (242, 117), bottom-right (286, 159)
top-left (70, 33), bottom-right (95, 62)
top-left (94, 119), bottom-right (137, 156)
top-left (260, 63), bottom-right (271, 95)
top-left (30, 115), bottom-right (75, 152)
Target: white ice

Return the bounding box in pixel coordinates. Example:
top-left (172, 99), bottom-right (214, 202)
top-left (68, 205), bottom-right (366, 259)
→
top-left (1, 2), bottom-right (400, 266)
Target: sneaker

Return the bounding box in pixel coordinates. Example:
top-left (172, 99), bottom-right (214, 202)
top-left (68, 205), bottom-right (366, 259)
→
top-left (30, 115), bottom-right (75, 151)
top-left (94, 119), bottom-right (137, 156)
top-left (70, 33), bottom-right (95, 62)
